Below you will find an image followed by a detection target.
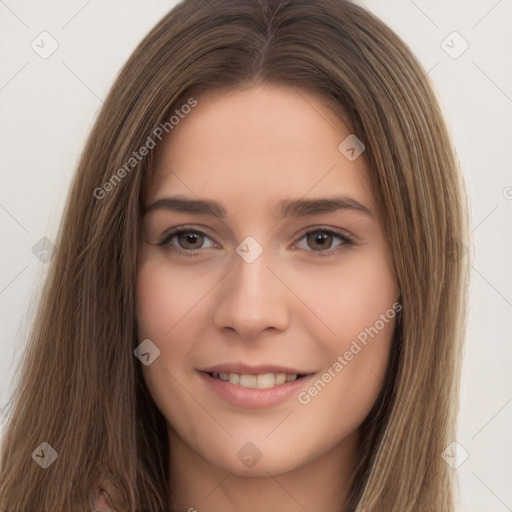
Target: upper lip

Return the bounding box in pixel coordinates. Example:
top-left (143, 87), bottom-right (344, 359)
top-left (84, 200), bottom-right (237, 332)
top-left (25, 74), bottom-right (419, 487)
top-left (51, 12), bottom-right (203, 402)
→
top-left (198, 363), bottom-right (313, 375)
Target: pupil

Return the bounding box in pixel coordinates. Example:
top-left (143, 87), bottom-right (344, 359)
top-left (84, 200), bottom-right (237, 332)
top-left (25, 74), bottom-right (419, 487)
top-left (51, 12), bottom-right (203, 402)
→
top-left (309, 232), bottom-right (331, 250)
top-left (181, 233), bottom-right (201, 248)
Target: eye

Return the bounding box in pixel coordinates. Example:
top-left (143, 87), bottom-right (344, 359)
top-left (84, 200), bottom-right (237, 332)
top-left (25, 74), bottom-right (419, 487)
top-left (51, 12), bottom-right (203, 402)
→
top-left (157, 227), bottom-right (216, 256)
top-left (293, 228), bottom-right (355, 257)
top-left (155, 226), bottom-right (355, 258)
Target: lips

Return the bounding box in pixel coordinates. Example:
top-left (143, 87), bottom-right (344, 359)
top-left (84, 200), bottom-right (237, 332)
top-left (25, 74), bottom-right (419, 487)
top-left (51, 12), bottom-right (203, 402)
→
top-left (199, 364), bottom-right (311, 388)
top-left (198, 369), bottom-right (316, 409)
top-left (197, 362), bottom-right (315, 400)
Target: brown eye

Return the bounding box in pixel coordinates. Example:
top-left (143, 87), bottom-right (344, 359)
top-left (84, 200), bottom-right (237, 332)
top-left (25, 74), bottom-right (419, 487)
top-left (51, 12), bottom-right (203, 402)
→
top-left (294, 228), bottom-right (355, 257)
top-left (176, 232), bottom-right (204, 250)
top-left (306, 231), bottom-right (334, 251)
top-left (158, 228), bottom-right (216, 253)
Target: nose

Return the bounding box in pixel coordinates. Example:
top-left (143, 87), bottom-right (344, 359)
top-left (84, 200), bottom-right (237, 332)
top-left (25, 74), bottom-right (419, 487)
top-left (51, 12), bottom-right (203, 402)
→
top-left (212, 247), bottom-right (291, 341)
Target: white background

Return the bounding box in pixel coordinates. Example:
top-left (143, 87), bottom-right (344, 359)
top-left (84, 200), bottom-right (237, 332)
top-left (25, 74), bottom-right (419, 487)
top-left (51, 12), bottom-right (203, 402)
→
top-left (0, 1), bottom-right (511, 510)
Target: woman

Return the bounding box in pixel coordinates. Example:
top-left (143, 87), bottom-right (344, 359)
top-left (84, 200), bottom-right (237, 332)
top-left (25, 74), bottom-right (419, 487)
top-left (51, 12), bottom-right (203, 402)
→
top-left (0, 0), bottom-right (470, 510)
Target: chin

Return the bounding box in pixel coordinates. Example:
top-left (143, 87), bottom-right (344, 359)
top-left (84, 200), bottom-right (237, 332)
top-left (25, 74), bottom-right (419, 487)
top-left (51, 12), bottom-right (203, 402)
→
top-left (206, 443), bottom-right (309, 477)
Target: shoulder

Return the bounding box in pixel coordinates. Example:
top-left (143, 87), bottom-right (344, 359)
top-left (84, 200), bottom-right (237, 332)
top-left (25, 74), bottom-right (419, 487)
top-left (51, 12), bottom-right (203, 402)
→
top-left (91, 489), bottom-right (119, 512)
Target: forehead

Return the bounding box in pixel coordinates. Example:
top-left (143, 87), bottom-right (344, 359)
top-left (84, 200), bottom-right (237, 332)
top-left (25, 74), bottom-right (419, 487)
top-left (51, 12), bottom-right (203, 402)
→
top-left (146, 84), bottom-right (374, 212)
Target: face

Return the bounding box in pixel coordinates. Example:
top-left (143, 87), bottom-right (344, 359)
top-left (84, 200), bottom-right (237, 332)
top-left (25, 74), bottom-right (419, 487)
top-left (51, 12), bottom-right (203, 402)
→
top-left (136, 84), bottom-right (400, 478)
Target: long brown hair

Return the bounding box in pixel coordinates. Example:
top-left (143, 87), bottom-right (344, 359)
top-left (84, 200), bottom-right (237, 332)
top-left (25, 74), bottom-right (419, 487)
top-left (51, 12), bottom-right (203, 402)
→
top-left (0, 0), bottom-right (470, 510)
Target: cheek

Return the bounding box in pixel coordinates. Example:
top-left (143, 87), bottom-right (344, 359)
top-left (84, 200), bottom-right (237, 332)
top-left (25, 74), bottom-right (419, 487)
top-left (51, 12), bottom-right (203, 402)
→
top-left (135, 259), bottom-right (219, 391)
top-left (135, 262), bottom-right (197, 394)
top-left (304, 251), bottom-right (398, 344)
top-left (337, 259), bottom-right (398, 387)
top-left (300, 252), bottom-right (398, 422)
top-left (136, 270), bottom-right (170, 339)
top-left (135, 260), bottom-right (205, 339)
top-left (135, 262), bottom-right (203, 430)
top-left (300, 315), bottom-right (397, 439)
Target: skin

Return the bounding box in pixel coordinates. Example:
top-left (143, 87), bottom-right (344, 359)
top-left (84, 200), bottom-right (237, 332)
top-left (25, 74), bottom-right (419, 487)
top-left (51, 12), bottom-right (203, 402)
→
top-left (136, 83), bottom-right (400, 512)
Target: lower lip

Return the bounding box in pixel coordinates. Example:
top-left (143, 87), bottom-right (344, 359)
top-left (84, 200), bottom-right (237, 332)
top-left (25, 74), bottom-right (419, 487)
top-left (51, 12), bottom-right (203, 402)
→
top-left (199, 371), bottom-right (316, 409)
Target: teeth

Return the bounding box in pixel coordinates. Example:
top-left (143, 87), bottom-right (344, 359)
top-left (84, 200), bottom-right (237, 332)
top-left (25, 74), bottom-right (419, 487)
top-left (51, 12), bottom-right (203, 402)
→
top-left (275, 373), bottom-right (287, 385)
top-left (210, 372), bottom-right (300, 389)
top-left (256, 373), bottom-right (275, 389)
top-left (239, 374), bottom-right (258, 388)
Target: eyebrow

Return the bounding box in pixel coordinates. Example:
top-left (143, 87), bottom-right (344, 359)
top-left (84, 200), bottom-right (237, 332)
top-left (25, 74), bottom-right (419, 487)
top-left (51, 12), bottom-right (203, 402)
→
top-left (143, 194), bottom-right (374, 219)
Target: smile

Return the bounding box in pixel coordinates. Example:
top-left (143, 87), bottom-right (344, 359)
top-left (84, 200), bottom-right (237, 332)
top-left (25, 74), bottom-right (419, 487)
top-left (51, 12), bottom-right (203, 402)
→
top-left (208, 371), bottom-right (307, 389)
top-left (200, 370), bottom-right (315, 409)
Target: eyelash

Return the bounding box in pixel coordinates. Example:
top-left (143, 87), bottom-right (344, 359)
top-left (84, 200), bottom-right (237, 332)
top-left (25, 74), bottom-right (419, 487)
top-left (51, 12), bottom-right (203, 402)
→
top-left (156, 226), bottom-right (355, 258)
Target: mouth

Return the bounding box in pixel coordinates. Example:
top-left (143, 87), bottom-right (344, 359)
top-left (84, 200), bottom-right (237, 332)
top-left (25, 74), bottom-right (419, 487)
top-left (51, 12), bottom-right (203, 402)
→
top-left (205, 371), bottom-right (311, 390)
top-left (199, 368), bottom-right (317, 409)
